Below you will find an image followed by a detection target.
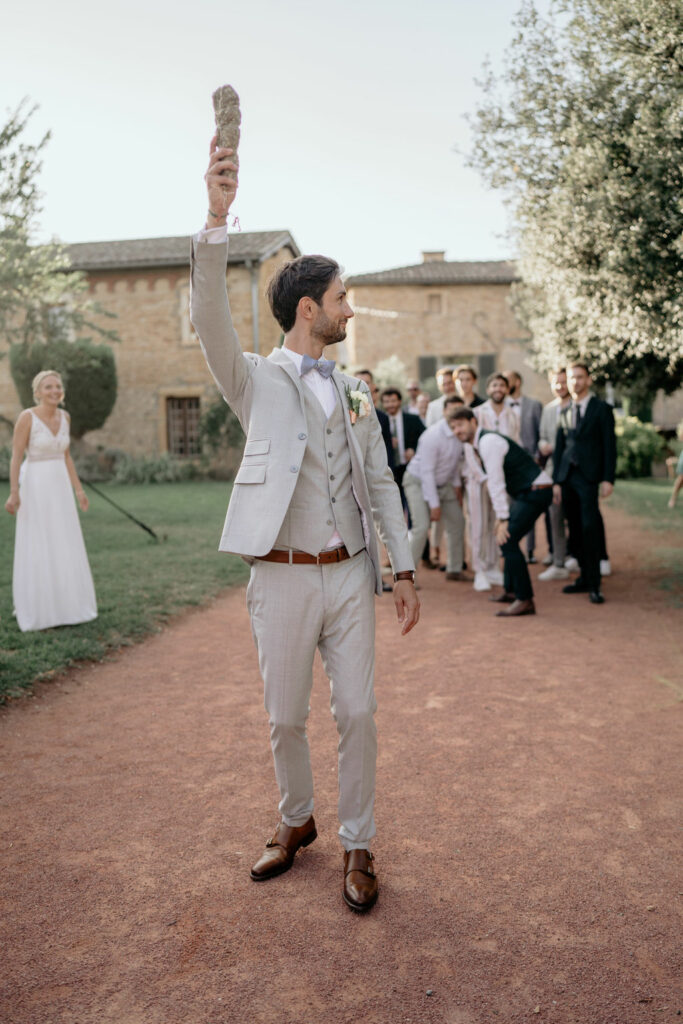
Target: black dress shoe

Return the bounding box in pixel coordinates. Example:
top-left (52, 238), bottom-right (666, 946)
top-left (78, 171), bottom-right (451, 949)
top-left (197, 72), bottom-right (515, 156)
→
top-left (527, 554), bottom-right (537, 564)
top-left (489, 592), bottom-right (515, 603)
top-left (589, 591), bottom-right (605, 604)
top-left (563, 581), bottom-right (590, 594)
top-left (495, 598), bottom-right (536, 617)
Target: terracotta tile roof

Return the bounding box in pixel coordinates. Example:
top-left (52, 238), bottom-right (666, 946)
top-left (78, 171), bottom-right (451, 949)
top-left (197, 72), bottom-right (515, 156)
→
top-left (347, 259), bottom-right (518, 287)
top-left (65, 231), bottom-right (300, 272)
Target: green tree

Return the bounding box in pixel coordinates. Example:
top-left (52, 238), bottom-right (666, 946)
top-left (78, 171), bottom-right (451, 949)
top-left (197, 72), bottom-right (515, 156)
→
top-left (467, 0), bottom-right (683, 402)
top-left (9, 338), bottom-right (117, 439)
top-left (0, 100), bottom-right (117, 352)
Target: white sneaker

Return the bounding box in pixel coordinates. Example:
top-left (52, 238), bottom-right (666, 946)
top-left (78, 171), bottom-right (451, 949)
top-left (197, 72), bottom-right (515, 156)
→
top-left (474, 571), bottom-right (492, 591)
top-left (486, 568), bottom-right (504, 586)
top-left (538, 564), bottom-right (570, 581)
top-left (600, 559), bottom-right (612, 576)
top-left (564, 556), bottom-right (579, 572)
top-left (542, 554), bottom-right (554, 566)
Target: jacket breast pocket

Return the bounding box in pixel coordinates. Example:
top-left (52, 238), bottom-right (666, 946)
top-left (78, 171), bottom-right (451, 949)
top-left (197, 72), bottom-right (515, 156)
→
top-left (244, 439), bottom-right (270, 457)
top-left (234, 463), bottom-right (266, 484)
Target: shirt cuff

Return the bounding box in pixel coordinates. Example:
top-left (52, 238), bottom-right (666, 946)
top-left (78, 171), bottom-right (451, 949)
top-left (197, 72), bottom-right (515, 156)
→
top-left (194, 224), bottom-right (228, 244)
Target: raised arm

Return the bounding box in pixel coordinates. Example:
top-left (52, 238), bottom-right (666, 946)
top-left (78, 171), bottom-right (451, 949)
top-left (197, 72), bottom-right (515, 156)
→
top-left (189, 137), bottom-right (252, 409)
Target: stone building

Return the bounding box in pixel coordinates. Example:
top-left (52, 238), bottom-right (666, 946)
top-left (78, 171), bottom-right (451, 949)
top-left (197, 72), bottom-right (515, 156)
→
top-left (344, 250), bottom-right (550, 400)
top-left (0, 231), bottom-right (299, 456)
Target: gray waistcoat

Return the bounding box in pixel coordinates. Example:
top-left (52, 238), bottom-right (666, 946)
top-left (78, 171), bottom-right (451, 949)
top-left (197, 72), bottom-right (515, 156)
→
top-left (274, 385), bottom-right (366, 556)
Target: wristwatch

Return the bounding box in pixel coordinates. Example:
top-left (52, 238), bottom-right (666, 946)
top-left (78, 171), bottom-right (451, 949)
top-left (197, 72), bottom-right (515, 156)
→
top-left (393, 570), bottom-right (416, 583)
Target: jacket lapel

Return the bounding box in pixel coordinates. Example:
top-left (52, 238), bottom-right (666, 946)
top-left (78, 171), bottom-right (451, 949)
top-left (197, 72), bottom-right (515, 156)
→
top-left (267, 347), bottom-right (307, 417)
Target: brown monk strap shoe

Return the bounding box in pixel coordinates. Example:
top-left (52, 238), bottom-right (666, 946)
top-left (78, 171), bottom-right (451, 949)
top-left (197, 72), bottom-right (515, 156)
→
top-left (489, 591), bottom-right (515, 603)
top-left (342, 849), bottom-right (378, 912)
top-left (495, 598), bottom-right (535, 617)
top-left (250, 816), bottom-right (317, 881)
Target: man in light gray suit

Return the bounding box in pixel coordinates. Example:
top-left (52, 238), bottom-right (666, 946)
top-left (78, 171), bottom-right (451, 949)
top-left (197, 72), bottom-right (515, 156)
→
top-left (190, 139), bottom-right (420, 913)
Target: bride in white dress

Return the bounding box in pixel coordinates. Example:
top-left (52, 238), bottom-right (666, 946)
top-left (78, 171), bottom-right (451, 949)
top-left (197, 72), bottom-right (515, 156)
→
top-left (5, 370), bottom-right (97, 631)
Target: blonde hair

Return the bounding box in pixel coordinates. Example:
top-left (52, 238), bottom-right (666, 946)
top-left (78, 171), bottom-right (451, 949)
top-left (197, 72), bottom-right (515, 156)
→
top-left (32, 370), bottom-right (64, 403)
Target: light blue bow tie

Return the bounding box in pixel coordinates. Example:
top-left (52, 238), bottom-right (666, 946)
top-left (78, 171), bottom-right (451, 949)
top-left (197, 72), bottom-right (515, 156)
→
top-left (300, 354), bottom-right (336, 378)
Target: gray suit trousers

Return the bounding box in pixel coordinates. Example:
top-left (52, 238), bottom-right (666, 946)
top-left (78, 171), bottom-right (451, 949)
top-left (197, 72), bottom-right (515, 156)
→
top-left (246, 550), bottom-right (377, 851)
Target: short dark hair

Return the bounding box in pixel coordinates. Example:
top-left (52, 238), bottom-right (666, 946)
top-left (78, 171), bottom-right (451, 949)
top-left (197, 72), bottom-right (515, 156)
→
top-left (381, 387), bottom-right (402, 402)
top-left (569, 362), bottom-right (590, 375)
top-left (552, 367), bottom-right (567, 377)
top-left (452, 407), bottom-right (475, 422)
top-left (356, 368), bottom-right (373, 380)
top-left (267, 255), bottom-right (341, 333)
top-left (456, 363), bottom-right (478, 380)
top-left (487, 372), bottom-right (509, 387)
top-left (444, 395), bottom-right (464, 407)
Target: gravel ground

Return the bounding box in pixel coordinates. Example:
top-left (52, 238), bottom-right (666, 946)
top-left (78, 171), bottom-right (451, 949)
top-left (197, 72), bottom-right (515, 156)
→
top-left (1, 504), bottom-right (681, 1024)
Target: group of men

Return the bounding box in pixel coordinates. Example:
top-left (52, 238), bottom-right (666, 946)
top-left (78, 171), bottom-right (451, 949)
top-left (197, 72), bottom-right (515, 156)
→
top-left (357, 362), bottom-right (616, 617)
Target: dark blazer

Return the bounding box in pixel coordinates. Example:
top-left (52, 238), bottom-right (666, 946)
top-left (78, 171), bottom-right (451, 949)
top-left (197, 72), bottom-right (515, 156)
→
top-left (553, 396), bottom-right (617, 484)
top-left (400, 410), bottom-right (426, 460)
top-left (376, 407), bottom-right (395, 469)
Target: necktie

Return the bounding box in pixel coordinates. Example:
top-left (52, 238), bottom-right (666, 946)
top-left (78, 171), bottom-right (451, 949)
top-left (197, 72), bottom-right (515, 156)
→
top-left (300, 354), bottom-right (335, 378)
top-left (575, 404), bottom-right (583, 429)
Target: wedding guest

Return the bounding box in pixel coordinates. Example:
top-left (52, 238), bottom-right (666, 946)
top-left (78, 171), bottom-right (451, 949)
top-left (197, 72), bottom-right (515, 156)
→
top-left (553, 363), bottom-right (616, 604)
top-left (356, 369), bottom-right (394, 470)
top-left (416, 391), bottom-right (431, 424)
top-left (668, 447), bottom-right (683, 509)
top-left (455, 364), bottom-right (484, 408)
top-left (425, 366), bottom-right (457, 426)
top-left (380, 387), bottom-right (425, 496)
top-left (403, 406), bottom-right (465, 584)
top-left (537, 368), bottom-right (571, 581)
top-left (504, 369), bottom-right (543, 563)
top-left (5, 370), bottom-right (97, 632)
top-left (406, 380), bottom-right (421, 415)
top-left (452, 407), bottom-right (553, 617)
top-left (475, 373), bottom-right (519, 439)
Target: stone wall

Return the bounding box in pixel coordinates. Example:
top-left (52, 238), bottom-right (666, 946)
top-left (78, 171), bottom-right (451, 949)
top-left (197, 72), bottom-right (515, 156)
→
top-left (345, 280), bottom-right (551, 401)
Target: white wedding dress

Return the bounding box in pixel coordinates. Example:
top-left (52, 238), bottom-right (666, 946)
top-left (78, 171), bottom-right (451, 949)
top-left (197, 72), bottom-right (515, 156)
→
top-left (13, 410), bottom-right (97, 632)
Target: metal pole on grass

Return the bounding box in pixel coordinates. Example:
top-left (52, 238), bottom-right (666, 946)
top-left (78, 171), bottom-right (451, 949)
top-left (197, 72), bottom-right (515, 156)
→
top-left (82, 481), bottom-right (160, 541)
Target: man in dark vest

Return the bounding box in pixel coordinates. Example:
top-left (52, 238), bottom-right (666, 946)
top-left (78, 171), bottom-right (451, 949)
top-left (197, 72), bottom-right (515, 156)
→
top-left (552, 363), bottom-right (616, 604)
top-left (452, 408), bottom-right (553, 617)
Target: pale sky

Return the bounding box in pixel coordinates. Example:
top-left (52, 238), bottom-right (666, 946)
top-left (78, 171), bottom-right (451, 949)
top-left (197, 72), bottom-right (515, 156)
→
top-left (2, 0), bottom-right (547, 276)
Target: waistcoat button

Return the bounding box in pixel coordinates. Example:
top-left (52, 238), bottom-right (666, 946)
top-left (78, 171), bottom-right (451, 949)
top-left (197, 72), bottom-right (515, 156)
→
top-left (298, 432), bottom-right (306, 440)
top-left (290, 465), bottom-right (298, 473)
top-left (331, 497), bottom-right (336, 503)
top-left (326, 428), bottom-right (332, 435)
top-left (327, 451), bottom-right (333, 457)
top-left (330, 474), bottom-right (335, 480)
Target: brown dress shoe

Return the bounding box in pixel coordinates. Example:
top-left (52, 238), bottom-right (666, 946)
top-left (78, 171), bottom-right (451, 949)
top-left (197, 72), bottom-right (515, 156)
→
top-left (495, 598), bottom-right (535, 617)
top-left (489, 591), bottom-right (515, 603)
top-left (343, 849), bottom-right (378, 912)
top-left (250, 816), bottom-right (317, 881)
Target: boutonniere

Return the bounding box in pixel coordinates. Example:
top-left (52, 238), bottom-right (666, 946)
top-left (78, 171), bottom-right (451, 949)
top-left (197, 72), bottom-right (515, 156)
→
top-left (344, 385), bottom-right (371, 425)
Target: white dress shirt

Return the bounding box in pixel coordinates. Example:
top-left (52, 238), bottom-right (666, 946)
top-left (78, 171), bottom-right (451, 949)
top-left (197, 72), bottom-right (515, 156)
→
top-left (571, 393), bottom-right (592, 428)
top-left (476, 429), bottom-right (551, 520)
top-left (475, 399), bottom-right (520, 440)
top-left (388, 412), bottom-right (406, 464)
top-left (406, 419), bottom-right (463, 509)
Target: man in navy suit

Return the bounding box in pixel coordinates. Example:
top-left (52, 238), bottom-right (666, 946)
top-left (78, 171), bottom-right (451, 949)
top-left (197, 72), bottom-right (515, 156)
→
top-left (356, 369), bottom-right (394, 471)
top-left (380, 387), bottom-right (426, 492)
top-left (552, 363), bottom-right (616, 604)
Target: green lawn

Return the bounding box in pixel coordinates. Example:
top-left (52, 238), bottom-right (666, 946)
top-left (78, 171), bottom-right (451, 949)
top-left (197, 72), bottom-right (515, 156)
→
top-left (611, 478), bottom-right (682, 603)
top-left (0, 481), bottom-right (249, 700)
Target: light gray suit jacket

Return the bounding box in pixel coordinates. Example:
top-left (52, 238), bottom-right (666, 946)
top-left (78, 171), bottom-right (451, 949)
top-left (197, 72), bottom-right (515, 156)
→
top-left (189, 239), bottom-right (413, 595)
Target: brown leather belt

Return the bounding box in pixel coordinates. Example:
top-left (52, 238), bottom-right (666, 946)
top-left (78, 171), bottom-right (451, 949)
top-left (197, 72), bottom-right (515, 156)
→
top-left (257, 545), bottom-right (351, 566)
top-left (531, 483), bottom-right (553, 490)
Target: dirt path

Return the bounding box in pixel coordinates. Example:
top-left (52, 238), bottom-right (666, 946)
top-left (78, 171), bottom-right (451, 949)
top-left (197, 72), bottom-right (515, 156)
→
top-left (1, 505), bottom-right (681, 1024)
